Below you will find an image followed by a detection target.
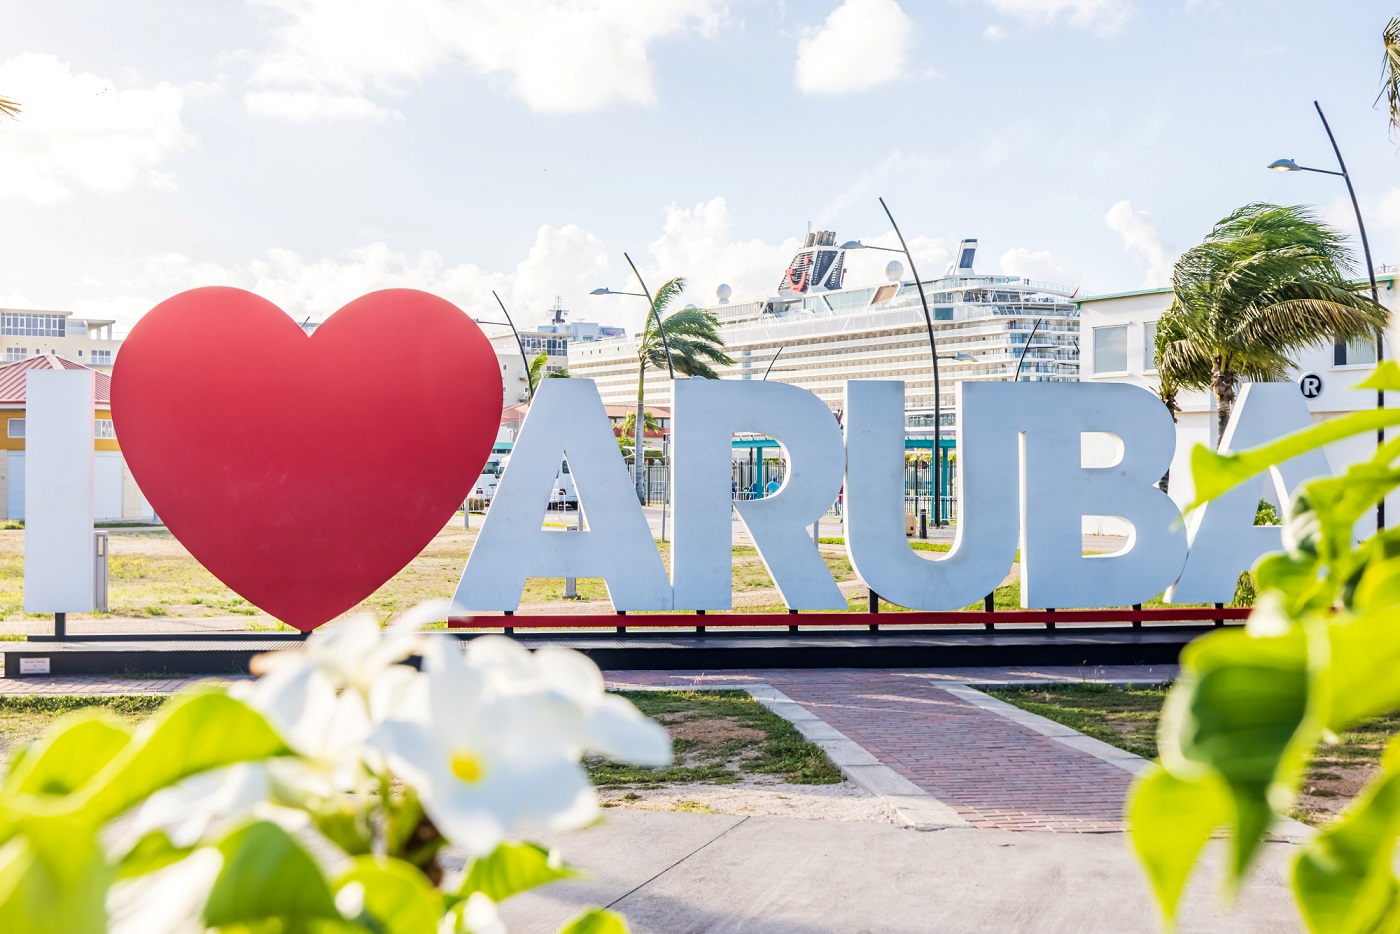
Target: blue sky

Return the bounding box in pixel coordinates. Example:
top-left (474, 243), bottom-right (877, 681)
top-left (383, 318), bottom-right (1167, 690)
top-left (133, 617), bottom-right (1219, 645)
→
top-left (2, 0), bottom-right (1397, 335)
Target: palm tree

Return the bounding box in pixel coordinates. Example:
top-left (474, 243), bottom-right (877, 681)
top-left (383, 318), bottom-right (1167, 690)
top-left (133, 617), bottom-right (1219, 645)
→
top-left (1381, 16), bottom-right (1400, 136)
top-left (1148, 312), bottom-right (1215, 492)
top-left (525, 351), bottom-right (568, 402)
top-left (631, 277), bottom-right (733, 499)
top-left (617, 411), bottom-right (661, 465)
top-left (1158, 202), bottom-right (1390, 442)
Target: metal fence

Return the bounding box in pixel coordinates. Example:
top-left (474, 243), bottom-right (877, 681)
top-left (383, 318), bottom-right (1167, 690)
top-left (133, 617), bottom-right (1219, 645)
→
top-left (630, 459), bottom-right (958, 522)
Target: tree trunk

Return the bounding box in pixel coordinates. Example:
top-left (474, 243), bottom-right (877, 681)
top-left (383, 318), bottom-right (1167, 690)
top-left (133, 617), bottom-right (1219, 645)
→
top-left (1159, 390), bottom-right (1178, 493)
top-left (1212, 368), bottom-right (1237, 447)
top-left (634, 363), bottom-right (647, 504)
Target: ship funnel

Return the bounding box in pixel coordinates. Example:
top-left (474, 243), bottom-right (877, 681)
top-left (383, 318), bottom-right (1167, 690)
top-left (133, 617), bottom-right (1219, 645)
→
top-left (948, 239), bottom-right (977, 275)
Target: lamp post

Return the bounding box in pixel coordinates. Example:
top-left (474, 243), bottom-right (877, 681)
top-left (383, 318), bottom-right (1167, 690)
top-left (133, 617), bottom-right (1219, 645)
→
top-left (762, 345), bottom-right (785, 380)
top-left (1270, 99), bottom-right (1386, 531)
top-left (592, 252), bottom-right (676, 503)
top-left (842, 199), bottom-right (952, 526)
top-left (1013, 317), bottom-right (1058, 382)
top-left (476, 290), bottom-right (533, 399)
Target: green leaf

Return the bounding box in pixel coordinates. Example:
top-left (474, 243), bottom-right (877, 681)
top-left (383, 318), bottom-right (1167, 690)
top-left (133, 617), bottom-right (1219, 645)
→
top-left (1323, 612), bottom-right (1400, 732)
top-left (0, 825), bottom-right (109, 934)
top-left (115, 829), bottom-right (194, 881)
top-left (459, 841), bottom-right (578, 903)
top-left (557, 907), bottom-right (631, 934)
top-left (2, 715), bottom-right (131, 798)
top-left (1356, 361), bottom-right (1400, 392)
top-left (75, 689), bottom-right (293, 825)
top-left (335, 856), bottom-right (442, 934)
top-left (1158, 625), bottom-right (1315, 878)
top-left (1294, 752), bottom-right (1400, 934)
top-left (1188, 406), bottom-right (1400, 509)
top-left (1127, 766), bottom-right (1232, 923)
top-left (203, 820), bottom-right (340, 928)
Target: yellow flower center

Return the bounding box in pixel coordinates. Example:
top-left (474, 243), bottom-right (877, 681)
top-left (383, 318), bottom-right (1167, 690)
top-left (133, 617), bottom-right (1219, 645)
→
top-left (450, 751), bottom-right (486, 784)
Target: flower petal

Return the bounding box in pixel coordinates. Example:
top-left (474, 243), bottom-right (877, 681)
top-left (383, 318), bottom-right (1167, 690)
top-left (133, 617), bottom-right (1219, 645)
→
top-left (586, 694), bottom-right (673, 767)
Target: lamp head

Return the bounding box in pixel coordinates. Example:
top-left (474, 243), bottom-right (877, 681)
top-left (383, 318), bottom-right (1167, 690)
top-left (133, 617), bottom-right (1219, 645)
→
top-left (1268, 158), bottom-right (1300, 172)
top-left (840, 240), bottom-right (865, 250)
top-left (954, 352), bottom-right (975, 362)
top-left (589, 288), bottom-right (611, 295)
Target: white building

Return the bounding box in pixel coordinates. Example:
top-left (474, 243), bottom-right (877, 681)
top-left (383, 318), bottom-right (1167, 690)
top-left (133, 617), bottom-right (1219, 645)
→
top-left (1077, 273), bottom-right (1400, 530)
top-left (0, 309), bottom-right (121, 370)
top-left (486, 299), bottom-right (624, 405)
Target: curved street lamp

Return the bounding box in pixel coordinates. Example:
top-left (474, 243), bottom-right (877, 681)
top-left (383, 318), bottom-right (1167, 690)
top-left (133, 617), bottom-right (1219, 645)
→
top-left (1013, 317), bottom-right (1057, 382)
top-left (842, 199), bottom-right (949, 526)
top-left (476, 290), bottom-right (533, 400)
top-left (592, 252), bottom-right (677, 502)
top-left (1270, 99), bottom-right (1386, 530)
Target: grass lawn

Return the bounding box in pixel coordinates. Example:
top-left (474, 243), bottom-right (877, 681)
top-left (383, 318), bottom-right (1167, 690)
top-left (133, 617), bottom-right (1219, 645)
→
top-left (0, 690), bottom-right (845, 794)
top-left (589, 690), bottom-right (843, 788)
top-left (0, 695), bottom-right (166, 762)
top-left (988, 683), bottom-right (1400, 826)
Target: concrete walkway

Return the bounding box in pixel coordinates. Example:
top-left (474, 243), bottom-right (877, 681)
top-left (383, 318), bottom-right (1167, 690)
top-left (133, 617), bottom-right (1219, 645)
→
top-left (608, 666), bottom-right (1175, 832)
top-left (2, 664), bottom-right (1306, 929)
top-left (483, 809), bottom-right (1299, 933)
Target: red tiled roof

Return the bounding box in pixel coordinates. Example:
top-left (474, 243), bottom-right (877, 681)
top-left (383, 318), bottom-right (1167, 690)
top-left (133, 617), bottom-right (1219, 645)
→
top-left (603, 404), bottom-right (670, 419)
top-left (0, 355), bottom-right (110, 405)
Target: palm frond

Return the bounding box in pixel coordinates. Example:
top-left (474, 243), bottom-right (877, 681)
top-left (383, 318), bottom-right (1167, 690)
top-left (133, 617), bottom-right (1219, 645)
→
top-left (0, 97), bottom-right (18, 120)
top-left (637, 295), bottom-right (733, 378)
top-left (1380, 17), bottom-right (1400, 139)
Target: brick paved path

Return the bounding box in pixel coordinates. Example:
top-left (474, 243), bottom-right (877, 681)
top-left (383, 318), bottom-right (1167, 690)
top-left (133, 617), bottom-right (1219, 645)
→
top-left (607, 666), bottom-right (1173, 833)
top-left (0, 664), bottom-right (1172, 833)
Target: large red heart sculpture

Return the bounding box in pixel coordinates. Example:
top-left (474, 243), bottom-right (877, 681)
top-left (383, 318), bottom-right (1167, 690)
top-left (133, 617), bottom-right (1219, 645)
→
top-left (111, 287), bottom-right (503, 631)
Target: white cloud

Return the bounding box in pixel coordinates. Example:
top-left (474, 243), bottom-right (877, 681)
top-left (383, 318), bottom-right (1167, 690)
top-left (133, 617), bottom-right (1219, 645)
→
top-left (998, 246), bottom-right (1076, 286)
top-left (44, 223), bottom-right (614, 337)
top-left (641, 197), bottom-right (802, 315)
top-left (983, 24), bottom-right (1008, 40)
top-left (632, 196), bottom-right (951, 319)
top-left (974, 0), bottom-right (1133, 35)
top-left (243, 90), bottom-right (394, 122)
top-left (0, 54), bottom-right (197, 204)
top-left (1373, 187), bottom-right (1400, 270)
top-left (1105, 200), bottom-right (1175, 286)
top-left (795, 0), bottom-right (916, 96)
top-left (245, 0), bottom-right (731, 120)
top-left (27, 196), bottom-right (964, 339)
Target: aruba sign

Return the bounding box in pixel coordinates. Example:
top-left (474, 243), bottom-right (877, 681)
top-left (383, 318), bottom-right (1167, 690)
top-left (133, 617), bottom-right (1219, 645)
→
top-left (106, 288), bottom-right (1326, 632)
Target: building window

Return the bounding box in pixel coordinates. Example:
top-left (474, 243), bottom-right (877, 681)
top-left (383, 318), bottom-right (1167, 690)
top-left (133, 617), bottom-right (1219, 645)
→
top-left (1335, 336), bottom-right (1377, 367)
top-left (0, 313), bottom-right (65, 338)
top-left (1092, 325), bottom-right (1128, 374)
top-left (7, 418), bottom-right (23, 439)
top-left (89, 349), bottom-right (113, 366)
top-left (1143, 320), bottom-right (1158, 371)
top-left (94, 419), bottom-right (116, 440)
top-left (3, 348), bottom-right (27, 363)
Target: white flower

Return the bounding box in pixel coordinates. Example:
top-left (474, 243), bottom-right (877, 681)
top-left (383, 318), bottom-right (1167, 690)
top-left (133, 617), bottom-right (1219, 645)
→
top-left (442, 892), bottom-right (506, 934)
top-left (533, 645), bottom-right (671, 766)
top-left (370, 637), bottom-right (594, 855)
top-left (369, 635), bottom-right (671, 856)
top-left (233, 600), bottom-right (453, 779)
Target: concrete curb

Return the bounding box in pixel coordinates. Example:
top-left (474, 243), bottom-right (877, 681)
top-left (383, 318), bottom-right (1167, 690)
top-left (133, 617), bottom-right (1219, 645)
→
top-left (942, 684), bottom-right (1312, 843)
top-left (608, 680), bottom-right (969, 831)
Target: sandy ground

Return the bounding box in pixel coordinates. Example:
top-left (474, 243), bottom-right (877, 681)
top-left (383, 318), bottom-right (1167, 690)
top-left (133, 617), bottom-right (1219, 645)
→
top-left (600, 776), bottom-right (893, 824)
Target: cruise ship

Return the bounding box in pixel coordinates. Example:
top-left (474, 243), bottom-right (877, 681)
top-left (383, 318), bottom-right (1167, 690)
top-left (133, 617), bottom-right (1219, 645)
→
top-left (567, 231), bottom-right (1080, 439)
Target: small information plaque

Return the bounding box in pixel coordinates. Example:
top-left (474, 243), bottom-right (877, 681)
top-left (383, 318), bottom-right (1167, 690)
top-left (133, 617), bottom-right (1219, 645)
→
top-left (18, 657), bottom-right (51, 675)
